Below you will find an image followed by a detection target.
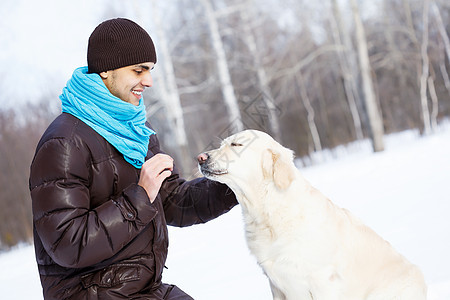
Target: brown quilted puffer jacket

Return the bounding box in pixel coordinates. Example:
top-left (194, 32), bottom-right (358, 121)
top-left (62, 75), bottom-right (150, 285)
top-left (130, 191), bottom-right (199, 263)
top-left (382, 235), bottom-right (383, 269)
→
top-left (29, 113), bottom-right (237, 299)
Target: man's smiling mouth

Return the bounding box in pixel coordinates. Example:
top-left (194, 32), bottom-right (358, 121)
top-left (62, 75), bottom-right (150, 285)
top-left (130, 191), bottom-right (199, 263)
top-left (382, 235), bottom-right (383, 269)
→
top-left (132, 90), bottom-right (142, 97)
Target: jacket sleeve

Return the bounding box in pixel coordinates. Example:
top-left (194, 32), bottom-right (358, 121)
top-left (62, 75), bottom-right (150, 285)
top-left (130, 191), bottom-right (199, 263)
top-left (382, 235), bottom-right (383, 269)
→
top-left (29, 137), bottom-right (157, 269)
top-left (148, 134), bottom-right (238, 227)
top-left (160, 174), bottom-right (238, 227)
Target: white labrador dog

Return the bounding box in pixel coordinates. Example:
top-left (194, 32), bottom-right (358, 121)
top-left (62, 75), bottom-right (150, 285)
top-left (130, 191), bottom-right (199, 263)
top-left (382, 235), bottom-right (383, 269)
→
top-left (198, 130), bottom-right (427, 300)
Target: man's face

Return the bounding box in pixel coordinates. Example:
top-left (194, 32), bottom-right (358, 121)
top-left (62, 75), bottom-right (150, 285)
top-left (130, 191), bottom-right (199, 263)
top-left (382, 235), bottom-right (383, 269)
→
top-left (100, 62), bottom-right (155, 106)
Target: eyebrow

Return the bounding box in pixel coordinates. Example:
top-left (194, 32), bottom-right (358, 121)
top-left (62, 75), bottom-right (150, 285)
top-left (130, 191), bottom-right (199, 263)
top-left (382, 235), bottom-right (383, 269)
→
top-left (134, 64), bottom-right (153, 70)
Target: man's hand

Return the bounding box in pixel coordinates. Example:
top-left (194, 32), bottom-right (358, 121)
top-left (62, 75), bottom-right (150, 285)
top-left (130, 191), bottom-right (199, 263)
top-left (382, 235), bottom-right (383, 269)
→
top-left (138, 154), bottom-right (174, 203)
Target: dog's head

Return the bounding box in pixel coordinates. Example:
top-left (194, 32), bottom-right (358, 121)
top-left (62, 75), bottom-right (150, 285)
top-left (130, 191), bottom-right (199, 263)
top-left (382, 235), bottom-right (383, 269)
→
top-left (198, 130), bottom-right (296, 194)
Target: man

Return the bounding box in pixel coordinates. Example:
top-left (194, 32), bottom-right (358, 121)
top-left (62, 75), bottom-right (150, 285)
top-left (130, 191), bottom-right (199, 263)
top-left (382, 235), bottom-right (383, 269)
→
top-left (29, 18), bottom-right (237, 299)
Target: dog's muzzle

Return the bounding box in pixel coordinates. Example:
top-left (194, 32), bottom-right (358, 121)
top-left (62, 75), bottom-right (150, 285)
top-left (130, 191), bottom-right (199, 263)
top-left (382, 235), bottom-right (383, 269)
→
top-left (197, 152), bottom-right (228, 176)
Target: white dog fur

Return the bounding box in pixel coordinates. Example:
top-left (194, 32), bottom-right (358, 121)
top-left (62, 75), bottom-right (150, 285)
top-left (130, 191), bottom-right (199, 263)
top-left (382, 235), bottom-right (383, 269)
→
top-left (199, 130), bottom-right (427, 300)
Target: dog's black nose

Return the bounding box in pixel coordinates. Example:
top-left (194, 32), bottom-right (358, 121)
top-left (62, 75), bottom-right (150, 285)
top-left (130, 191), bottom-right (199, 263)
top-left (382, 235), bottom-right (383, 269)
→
top-left (197, 152), bottom-right (209, 165)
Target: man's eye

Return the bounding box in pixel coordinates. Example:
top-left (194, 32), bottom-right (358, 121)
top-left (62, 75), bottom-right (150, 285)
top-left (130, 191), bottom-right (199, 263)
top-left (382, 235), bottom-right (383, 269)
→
top-left (135, 69), bottom-right (142, 74)
top-left (231, 142), bottom-right (243, 147)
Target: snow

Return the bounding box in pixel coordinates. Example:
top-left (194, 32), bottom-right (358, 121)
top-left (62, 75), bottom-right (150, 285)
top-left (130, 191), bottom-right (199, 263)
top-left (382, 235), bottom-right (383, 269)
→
top-left (1, 125), bottom-right (450, 299)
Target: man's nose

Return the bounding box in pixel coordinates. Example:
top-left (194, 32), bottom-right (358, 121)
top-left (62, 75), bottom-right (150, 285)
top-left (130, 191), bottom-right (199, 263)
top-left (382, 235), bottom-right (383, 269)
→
top-left (197, 153), bottom-right (209, 165)
top-left (142, 72), bottom-right (153, 87)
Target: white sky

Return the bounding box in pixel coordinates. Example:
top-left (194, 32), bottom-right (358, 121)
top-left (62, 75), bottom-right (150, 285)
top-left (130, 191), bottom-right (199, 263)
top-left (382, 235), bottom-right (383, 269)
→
top-left (0, 0), bottom-right (106, 107)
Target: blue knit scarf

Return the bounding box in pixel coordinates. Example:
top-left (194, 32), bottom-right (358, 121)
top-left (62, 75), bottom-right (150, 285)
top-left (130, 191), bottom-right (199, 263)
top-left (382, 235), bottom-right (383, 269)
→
top-left (60, 66), bottom-right (154, 169)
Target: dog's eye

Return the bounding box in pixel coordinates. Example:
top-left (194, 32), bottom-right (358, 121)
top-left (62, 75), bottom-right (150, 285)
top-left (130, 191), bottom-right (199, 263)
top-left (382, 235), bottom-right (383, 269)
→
top-left (230, 142), bottom-right (243, 147)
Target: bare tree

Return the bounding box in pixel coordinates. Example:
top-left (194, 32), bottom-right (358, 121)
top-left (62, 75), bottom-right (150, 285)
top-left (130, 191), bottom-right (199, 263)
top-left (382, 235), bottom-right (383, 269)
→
top-left (431, 0), bottom-right (449, 109)
top-left (150, 0), bottom-right (191, 175)
top-left (419, 0), bottom-right (432, 134)
top-left (438, 42), bottom-right (450, 98)
top-left (0, 105), bottom-right (53, 250)
top-left (427, 76), bottom-right (439, 130)
top-left (350, 0), bottom-right (385, 151)
top-left (296, 71), bottom-right (322, 154)
top-left (200, 0), bottom-right (243, 132)
top-left (431, 1), bottom-right (450, 64)
top-left (240, 0), bottom-right (281, 140)
top-left (330, 0), bottom-right (364, 140)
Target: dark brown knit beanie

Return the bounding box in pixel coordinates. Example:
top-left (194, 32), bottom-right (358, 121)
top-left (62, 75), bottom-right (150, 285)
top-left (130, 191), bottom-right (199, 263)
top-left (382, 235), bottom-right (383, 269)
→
top-left (87, 18), bottom-right (157, 73)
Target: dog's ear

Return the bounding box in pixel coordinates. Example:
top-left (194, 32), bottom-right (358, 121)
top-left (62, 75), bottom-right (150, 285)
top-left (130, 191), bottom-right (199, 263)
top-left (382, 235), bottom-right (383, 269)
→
top-left (262, 147), bottom-right (295, 190)
top-left (262, 149), bottom-right (274, 180)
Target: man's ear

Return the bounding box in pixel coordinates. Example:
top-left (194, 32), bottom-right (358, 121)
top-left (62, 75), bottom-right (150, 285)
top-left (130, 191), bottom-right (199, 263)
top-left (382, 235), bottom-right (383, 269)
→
top-left (99, 71), bottom-right (108, 79)
top-left (262, 148), bottom-right (295, 190)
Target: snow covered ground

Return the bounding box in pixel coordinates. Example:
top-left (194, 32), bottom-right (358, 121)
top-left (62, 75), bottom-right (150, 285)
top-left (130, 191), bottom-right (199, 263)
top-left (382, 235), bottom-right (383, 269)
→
top-left (1, 124), bottom-right (449, 299)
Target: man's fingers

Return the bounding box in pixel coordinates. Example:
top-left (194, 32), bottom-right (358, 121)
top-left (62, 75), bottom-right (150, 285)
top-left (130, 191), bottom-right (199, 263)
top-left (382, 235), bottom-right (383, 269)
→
top-left (138, 154), bottom-right (174, 203)
top-left (142, 154), bottom-right (174, 177)
top-left (157, 169), bottom-right (172, 182)
top-left (159, 168), bottom-right (173, 175)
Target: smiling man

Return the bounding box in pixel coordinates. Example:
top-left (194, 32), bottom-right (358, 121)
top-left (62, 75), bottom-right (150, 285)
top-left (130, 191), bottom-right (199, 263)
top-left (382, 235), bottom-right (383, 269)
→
top-left (99, 63), bottom-right (154, 106)
top-left (29, 18), bottom-right (237, 300)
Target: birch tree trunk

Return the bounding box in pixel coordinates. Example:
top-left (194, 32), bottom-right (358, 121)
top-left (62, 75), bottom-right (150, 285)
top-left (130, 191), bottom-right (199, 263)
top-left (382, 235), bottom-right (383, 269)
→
top-left (431, 1), bottom-right (450, 64)
top-left (350, 0), bottom-right (385, 152)
top-left (151, 0), bottom-right (191, 175)
top-left (330, 0), bottom-right (364, 141)
top-left (419, 0), bottom-right (432, 134)
top-left (402, 0), bottom-right (429, 130)
top-left (439, 41), bottom-right (450, 98)
top-left (201, 0), bottom-right (243, 132)
top-left (296, 72), bottom-right (322, 154)
top-left (427, 76), bottom-right (439, 130)
top-left (432, 1), bottom-right (450, 99)
top-left (240, 0), bottom-right (281, 141)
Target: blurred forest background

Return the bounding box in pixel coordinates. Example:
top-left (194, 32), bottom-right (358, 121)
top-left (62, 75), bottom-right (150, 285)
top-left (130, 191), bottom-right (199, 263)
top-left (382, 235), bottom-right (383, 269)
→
top-left (0, 0), bottom-right (449, 250)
